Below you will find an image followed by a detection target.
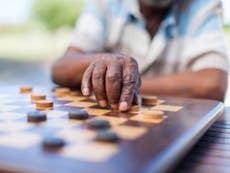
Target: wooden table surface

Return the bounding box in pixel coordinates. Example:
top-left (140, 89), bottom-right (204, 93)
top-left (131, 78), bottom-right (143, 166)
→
top-left (173, 108), bottom-right (230, 173)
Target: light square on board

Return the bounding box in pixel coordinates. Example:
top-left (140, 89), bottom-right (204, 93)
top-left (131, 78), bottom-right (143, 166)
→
top-left (0, 104), bottom-right (20, 112)
top-left (84, 108), bottom-right (111, 116)
top-left (56, 96), bottom-right (86, 102)
top-left (46, 119), bottom-right (77, 129)
top-left (93, 116), bottom-right (128, 126)
top-left (65, 101), bottom-right (97, 108)
top-left (151, 105), bottom-right (183, 112)
top-left (46, 110), bottom-right (68, 119)
top-left (0, 112), bottom-right (25, 121)
top-left (0, 122), bottom-right (32, 133)
top-left (57, 129), bottom-right (96, 143)
top-left (61, 143), bottom-right (118, 162)
top-left (113, 125), bottom-right (147, 140)
top-left (0, 133), bottom-right (41, 148)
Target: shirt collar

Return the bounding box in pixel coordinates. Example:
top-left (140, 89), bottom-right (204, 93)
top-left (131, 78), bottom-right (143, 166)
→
top-left (127, 0), bottom-right (178, 37)
top-left (128, 0), bottom-right (144, 20)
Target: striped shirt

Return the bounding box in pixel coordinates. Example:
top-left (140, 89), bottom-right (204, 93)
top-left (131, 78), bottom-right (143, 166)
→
top-left (70, 0), bottom-right (229, 76)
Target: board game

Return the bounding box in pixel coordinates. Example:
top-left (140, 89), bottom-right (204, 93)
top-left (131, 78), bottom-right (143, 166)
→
top-left (0, 86), bottom-right (224, 173)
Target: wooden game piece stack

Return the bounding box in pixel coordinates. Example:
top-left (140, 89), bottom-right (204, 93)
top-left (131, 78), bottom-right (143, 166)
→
top-left (129, 95), bottom-right (166, 121)
top-left (35, 100), bottom-right (54, 110)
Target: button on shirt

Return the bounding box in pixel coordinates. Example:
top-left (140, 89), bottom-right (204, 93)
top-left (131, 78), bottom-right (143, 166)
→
top-left (70, 0), bottom-right (229, 76)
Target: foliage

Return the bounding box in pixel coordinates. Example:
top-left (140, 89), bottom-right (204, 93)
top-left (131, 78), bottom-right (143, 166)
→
top-left (33, 0), bottom-right (84, 30)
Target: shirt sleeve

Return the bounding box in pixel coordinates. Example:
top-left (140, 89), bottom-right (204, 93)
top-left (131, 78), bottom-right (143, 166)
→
top-left (182, 0), bottom-right (229, 73)
top-left (69, 1), bottom-right (107, 52)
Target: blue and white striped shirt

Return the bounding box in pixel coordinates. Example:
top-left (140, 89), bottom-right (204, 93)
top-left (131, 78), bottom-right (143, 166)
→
top-left (71, 0), bottom-right (229, 75)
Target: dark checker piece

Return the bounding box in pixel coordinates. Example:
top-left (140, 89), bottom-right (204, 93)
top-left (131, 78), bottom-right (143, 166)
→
top-left (88, 119), bottom-right (111, 129)
top-left (68, 109), bottom-right (89, 120)
top-left (27, 111), bottom-right (47, 123)
top-left (42, 136), bottom-right (65, 149)
top-left (95, 130), bottom-right (119, 143)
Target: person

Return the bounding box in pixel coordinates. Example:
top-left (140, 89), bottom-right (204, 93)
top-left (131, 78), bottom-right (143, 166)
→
top-left (52, 0), bottom-right (229, 112)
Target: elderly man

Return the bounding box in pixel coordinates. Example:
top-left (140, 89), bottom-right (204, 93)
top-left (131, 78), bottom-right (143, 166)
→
top-left (52, 0), bottom-right (229, 112)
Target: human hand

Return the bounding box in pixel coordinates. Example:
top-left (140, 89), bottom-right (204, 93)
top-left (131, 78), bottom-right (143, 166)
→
top-left (81, 54), bottom-right (140, 112)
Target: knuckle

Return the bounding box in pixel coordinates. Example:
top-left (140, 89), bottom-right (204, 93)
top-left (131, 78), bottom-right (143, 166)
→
top-left (123, 73), bottom-right (138, 86)
top-left (107, 73), bottom-right (122, 83)
top-left (93, 72), bottom-right (104, 81)
top-left (126, 57), bottom-right (137, 65)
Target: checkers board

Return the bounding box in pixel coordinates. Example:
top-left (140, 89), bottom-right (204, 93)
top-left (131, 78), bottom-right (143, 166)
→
top-left (0, 86), bottom-right (224, 173)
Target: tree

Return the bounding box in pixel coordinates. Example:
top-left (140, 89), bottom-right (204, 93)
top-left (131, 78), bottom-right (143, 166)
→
top-left (33, 0), bottom-right (84, 30)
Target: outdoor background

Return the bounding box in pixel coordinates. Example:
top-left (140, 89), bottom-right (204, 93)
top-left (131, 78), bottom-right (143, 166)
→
top-left (0, 0), bottom-right (230, 103)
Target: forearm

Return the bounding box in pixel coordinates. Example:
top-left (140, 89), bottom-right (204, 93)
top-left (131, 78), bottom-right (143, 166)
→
top-left (52, 47), bottom-right (104, 87)
top-left (140, 69), bottom-right (228, 101)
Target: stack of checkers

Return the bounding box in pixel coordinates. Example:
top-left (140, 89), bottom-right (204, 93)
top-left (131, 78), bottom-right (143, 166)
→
top-left (20, 87), bottom-right (54, 110)
top-left (129, 105), bottom-right (140, 114)
top-left (35, 100), bottom-right (53, 110)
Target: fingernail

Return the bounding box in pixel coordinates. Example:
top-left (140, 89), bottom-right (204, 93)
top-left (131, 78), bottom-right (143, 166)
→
top-left (99, 100), bottom-right (107, 107)
top-left (111, 104), bottom-right (118, 110)
top-left (82, 88), bottom-right (90, 96)
top-left (119, 102), bottom-right (128, 112)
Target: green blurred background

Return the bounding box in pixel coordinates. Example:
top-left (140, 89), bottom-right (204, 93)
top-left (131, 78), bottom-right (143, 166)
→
top-left (0, 0), bottom-right (230, 61)
top-left (0, 0), bottom-right (84, 60)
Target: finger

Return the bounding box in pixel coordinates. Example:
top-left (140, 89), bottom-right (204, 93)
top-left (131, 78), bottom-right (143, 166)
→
top-left (81, 64), bottom-right (94, 96)
top-left (119, 60), bottom-right (139, 112)
top-left (106, 63), bottom-right (122, 110)
top-left (132, 76), bottom-right (141, 105)
top-left (92, 63), bottom-right (107, 107)
top-left (132, 92), bottom-right (138, 105)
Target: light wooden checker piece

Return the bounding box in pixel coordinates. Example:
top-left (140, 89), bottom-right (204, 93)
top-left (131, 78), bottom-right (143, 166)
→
top-left (31, 94), bottom-right (46, 103)
top-left (53, 87), bottom-right (71, 97)
top-left (130, 110), bottom-right (167, 124)
top-left (20, 86), bottom-right (33, 94)
top-left (141, 95), bottom-right (165, 106)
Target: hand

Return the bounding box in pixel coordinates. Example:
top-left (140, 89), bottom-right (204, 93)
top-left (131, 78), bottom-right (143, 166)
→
top-left (81, 54), bottom-right (140, 112)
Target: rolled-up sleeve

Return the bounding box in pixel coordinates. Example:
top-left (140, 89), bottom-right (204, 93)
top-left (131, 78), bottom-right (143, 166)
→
top-left (70, 1), bottom-right (107, 52)
top-left (182, 0), bottom-right (229, 73)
